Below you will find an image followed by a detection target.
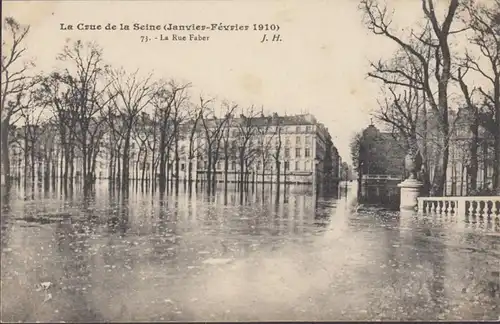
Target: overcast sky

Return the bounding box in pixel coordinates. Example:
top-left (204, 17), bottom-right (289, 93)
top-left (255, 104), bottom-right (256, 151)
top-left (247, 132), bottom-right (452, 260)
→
top-left (3, 0), bottom-right (440, 164)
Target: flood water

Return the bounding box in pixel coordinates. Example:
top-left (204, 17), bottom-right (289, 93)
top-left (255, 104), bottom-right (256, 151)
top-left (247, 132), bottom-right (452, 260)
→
top-left (1, 181), bottom-right (499, 322)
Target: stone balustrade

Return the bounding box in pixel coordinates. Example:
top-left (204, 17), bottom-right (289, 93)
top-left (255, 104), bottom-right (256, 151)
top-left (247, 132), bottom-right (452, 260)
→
top-left (417, 196), bottom-right (500, 221)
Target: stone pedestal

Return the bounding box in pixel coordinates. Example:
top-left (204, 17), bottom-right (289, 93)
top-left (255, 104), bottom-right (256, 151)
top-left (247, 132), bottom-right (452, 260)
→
top-left (397, 178), bottom-right (423, 211)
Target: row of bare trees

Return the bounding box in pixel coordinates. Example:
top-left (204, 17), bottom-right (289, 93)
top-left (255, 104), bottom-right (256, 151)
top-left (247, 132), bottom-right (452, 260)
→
top-left (1, 17), bottom-right (299, 195)
top-left (359, 0), bottom-right (500, 196)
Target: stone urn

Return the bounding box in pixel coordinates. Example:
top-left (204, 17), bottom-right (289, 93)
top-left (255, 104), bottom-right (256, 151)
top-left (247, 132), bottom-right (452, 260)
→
top-left (404, 150), bottom-right (422, 180)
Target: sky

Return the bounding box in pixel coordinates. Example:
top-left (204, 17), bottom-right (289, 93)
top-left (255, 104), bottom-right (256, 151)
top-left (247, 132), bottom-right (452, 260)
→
top-left (3, 0), bottom-right (435, 164)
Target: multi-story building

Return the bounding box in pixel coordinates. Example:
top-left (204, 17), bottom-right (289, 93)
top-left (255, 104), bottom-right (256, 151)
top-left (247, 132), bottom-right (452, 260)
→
top-left (8, 112), bottom-right (341, 187)
top-left (446, 108), bottom-right (495, 195)
top-left (357, 110), bottom-right (496, 197)
top-left (176, 113), bottom-right (341, 186)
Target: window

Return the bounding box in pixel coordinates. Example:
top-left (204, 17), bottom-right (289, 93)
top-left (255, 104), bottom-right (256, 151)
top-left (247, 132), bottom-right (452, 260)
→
top-left (217, 162), bottom-right (221, 169)
top-left (305, 148), bottom-right (310, 157)
top-left (284, 161), bottom-right (290, 170)
top-left (306, 125), bottom-right (312, 132)
top-left (296, 126), bottom-right (300, 133)
top-left (305, 136), bottom-right (311, 145)
top-left (231, 161), bottom-right (236, 170)
top-left (296, 136), bottom-right (301, 144)
top-left (295, 161), bottom-right (300, 171)
top-left (181, 163), bottom-right (185, 171)
top-left (295, 148), bottom-right (301, 158)
top-left (285, 148), bottom-right (290, 158)
top-left (305, 161), bottom-right (310, 171)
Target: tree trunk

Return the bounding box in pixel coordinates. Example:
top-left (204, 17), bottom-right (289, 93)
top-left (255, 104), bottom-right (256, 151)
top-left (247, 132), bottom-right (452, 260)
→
top-left (1, 119), bottom-right (10, 184)
top-left (141, 150), bottom-right (147, 184)
top-left (122, 136), bottom-right (130, 186)
top-left (188, 159), bottom-right (193, 190)
top-left (159, 135), bottom-right (167, 191)
top-left (212, 160), bottom-right (217, 193)
top-left (175, 135), bottom-right (179, 192)
top-left (224, 156), bottom-right (229, 192)
top-left (493, 77), bottom-right (500, 194)
top-left (31, 146), bottom-right (35, 184)
top-left (151, 150), bottom-right (156, 186)
top-left (275, 160), bottom-right (281, 196)
top-left (69, 145), bottom-right (75, 182)
top-left (430, 121), bottom-right (449, 196)
top-left (239, 156), bottom-right (245, 193)
top-left (468, 116), bottom-right (479, 193)
top-left (483, 139), bottom-right (488, 187)
top-left (206, 146), bottom-right (212, 195)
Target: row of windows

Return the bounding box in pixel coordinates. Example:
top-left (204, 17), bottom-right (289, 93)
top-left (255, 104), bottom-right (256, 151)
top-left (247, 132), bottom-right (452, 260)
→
top-left (195, 135), bottom-right (314, 146)
top-left (226, 125), bottom-right (314, 137)
top-left (196, 160), bottom-right (314, 172)
top-left (285, 148), bottom-right (311, 158)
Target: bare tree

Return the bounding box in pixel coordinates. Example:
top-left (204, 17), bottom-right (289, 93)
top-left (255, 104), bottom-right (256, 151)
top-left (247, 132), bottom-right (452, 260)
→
top-left (186, 104), bottom-right (203, 190)
top-left (170, 82), bottom-right (191, 192)
top-left (235, 106), bottom-right (260, 193)
top-left (18, 89), bottom-right (44, 184)
top-left (1, 17), bottom-right (36, 184)
top-left (151, 81), bottom-right (189, 192)
top-left (270, 113), bottom-right (284, 195)
top-left (462, 0), bottom-right (500, 193)
top-left (256, 113), bottom-right (276, 193)
top-left (200, 97), bottom-right (236, 195)
top-left (55, 40), bottom-right (115, 191)
top-left (40, 73), bottom-right (78, 185)
top-left (132, 112), bottom-right (153, 186)
top-left (360, 0), bottom-right (461, 196)
top-left (108, 68), bottom-right (156, 188)
top-left (220, 104), bottom-right (238, 192)
top-left (453, 65), bottom-right (481, 193)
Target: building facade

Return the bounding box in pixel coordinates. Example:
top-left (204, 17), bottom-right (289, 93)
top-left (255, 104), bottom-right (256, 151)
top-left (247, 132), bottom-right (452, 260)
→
top-left (8, 113), bottom-right (341, 187)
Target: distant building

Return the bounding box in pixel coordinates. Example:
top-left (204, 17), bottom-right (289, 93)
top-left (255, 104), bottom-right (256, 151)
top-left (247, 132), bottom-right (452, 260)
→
top-left (446, 108), bottom-right (495, 195)
top-left (176, 113), bottom-right (341, 186)
top-left (10, 112), bottom-right (341, 187)
top-left (357, 124), bottom-right (406, 181)
top-left (356, 124), bottom-right (406, 208)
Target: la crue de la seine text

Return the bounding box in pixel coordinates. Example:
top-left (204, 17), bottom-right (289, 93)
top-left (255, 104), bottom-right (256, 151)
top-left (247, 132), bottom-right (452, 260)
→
top-left (60, 22), bottom-right (280, 32)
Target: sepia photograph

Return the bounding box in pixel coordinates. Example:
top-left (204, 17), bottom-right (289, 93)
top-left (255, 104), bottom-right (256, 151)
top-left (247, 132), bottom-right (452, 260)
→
top-left (1, 0), bottom-right (499, 322)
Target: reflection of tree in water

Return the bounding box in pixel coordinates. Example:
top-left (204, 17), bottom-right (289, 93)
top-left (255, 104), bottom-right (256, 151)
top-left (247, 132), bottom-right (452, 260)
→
top-left (54, 219), bottom-right (102, 322)
top-left (375, 217), bottom-right (447, 320)
top-left (457, 233), bottom-right (500, 318)
top-left (359, 184), bottom-right (400, 210)
top-left (149, 194), bottom-right (179, 263)
top-left (1, 184), bottom-right (13, 250)
top-left (314, 198), bottom-right (333, 229)
top-left (106, 189), bottom-right (129, 236)
top-left (413, 218), bottom-right (447, 319)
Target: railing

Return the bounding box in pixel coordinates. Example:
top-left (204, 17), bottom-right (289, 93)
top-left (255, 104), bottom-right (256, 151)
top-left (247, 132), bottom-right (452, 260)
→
top-left (362, 174), bottom-right (402, 181)
top-left (417, 196), bottom-right (500, 221)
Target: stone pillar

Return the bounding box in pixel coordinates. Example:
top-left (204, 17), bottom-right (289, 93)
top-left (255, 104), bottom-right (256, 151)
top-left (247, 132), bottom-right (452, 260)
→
top-left (397, 178), bottom-right (423, 211)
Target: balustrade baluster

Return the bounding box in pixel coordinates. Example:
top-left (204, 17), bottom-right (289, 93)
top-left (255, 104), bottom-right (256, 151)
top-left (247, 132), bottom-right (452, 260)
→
top-left (468, 201), bottom-right (474, 218)
top-left (474, 201), bottom-right (481, 220)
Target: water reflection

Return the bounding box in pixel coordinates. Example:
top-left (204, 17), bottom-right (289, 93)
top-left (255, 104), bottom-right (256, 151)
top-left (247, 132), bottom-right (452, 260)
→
top-left (1, 182), bottom-right (498, 322)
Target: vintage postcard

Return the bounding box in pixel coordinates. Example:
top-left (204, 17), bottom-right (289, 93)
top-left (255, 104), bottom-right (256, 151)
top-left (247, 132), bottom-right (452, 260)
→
top-left (1, 0), bottom-right (499, 322)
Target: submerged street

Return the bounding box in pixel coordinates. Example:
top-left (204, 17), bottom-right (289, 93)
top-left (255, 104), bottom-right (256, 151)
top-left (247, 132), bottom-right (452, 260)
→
top-left (1, 182), bottom-right (499, 322)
